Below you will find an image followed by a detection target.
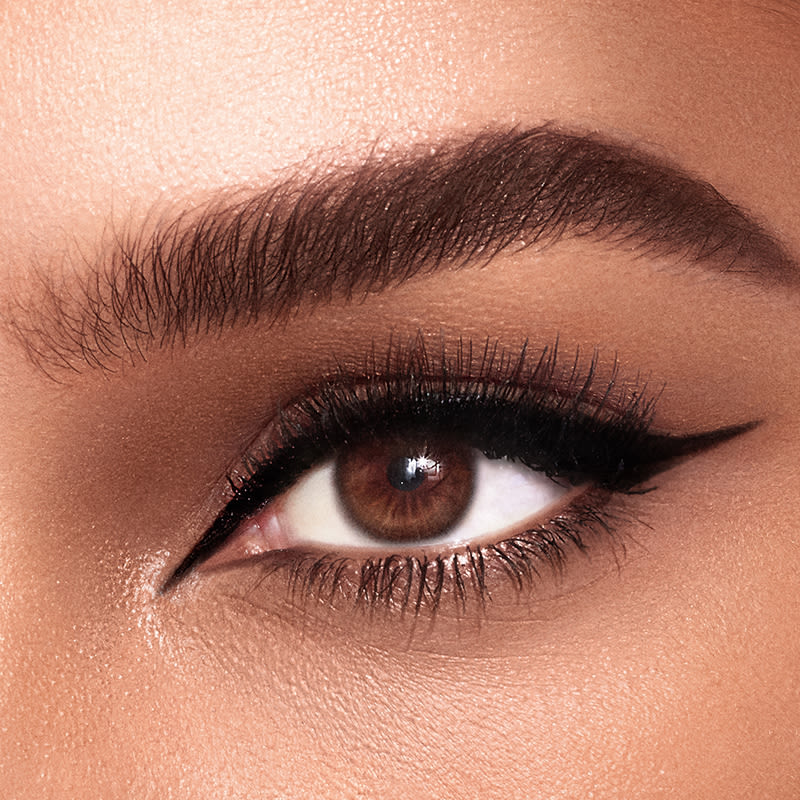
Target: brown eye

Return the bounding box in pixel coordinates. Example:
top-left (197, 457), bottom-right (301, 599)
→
top-left (200, 434), bottom-right (570, 566)
top-left (335, 439), bottom-right (475, 542)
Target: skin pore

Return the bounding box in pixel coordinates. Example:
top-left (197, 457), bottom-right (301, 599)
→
top-left (1, 1), bottom-right (799, 797)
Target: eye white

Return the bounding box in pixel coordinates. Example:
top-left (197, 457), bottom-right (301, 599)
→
top-left (282, 450), bottom-right (570, 549)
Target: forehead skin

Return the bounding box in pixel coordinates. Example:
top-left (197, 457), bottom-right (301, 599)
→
top-left (1, 1), bottom-right (799, 799)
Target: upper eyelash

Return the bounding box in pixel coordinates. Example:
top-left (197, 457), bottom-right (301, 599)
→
top-left (162, 336), bottom-right (754, 597)
top-left (235, 336), bottom-right (657, 487)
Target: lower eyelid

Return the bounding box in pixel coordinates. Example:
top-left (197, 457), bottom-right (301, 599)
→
top-left (201, 486), bottom-right (637, 620)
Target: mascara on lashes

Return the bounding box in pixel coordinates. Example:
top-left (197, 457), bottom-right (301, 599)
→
top-left (161, 340), bottom-right (756, 599)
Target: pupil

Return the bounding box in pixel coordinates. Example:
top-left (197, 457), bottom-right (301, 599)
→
top-left (386, 456), bottom-right (431, 492)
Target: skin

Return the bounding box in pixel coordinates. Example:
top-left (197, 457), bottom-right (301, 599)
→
top-left (1, 0), bottom-right (799, 797)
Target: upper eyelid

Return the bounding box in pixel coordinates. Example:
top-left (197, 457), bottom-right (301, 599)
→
top-left (6, 125), bottom-right (798, 378)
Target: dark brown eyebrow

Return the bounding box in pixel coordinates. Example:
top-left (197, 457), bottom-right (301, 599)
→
top-left (4, 125), bottom-right (797, 375)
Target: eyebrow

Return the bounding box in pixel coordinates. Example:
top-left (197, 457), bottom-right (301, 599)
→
top-left (5, 125), bottom-right (796, 375)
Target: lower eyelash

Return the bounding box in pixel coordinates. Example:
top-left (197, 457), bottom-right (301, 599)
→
top-left (239, 488), bottom-right (636, 617)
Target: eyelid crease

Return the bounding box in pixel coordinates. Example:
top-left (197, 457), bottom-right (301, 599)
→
top-left (5, 124), bottom-right (797, 377)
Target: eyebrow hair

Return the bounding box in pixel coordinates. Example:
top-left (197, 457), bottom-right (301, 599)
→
top-left (4, 125), bottom-right (796, 375)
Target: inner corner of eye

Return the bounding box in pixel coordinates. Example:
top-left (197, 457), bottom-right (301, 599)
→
top-left (198, 500), bottom-right (294, 573)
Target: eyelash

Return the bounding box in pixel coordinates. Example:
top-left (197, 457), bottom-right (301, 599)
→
top-left (164, 337), bottom-right (750, 614)
top-left (257, 492), bottom-right (629, 616)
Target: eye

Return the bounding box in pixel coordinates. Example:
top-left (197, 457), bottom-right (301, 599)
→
top-left (330, 439), bottom-right (569, 546)
top-left (164, 338), bottom-right (753, 610)
top-left (209, 439), bottom-right (570, 561)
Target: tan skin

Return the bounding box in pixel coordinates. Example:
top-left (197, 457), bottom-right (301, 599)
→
top-left (1, 1), bottom-right (799, 797)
